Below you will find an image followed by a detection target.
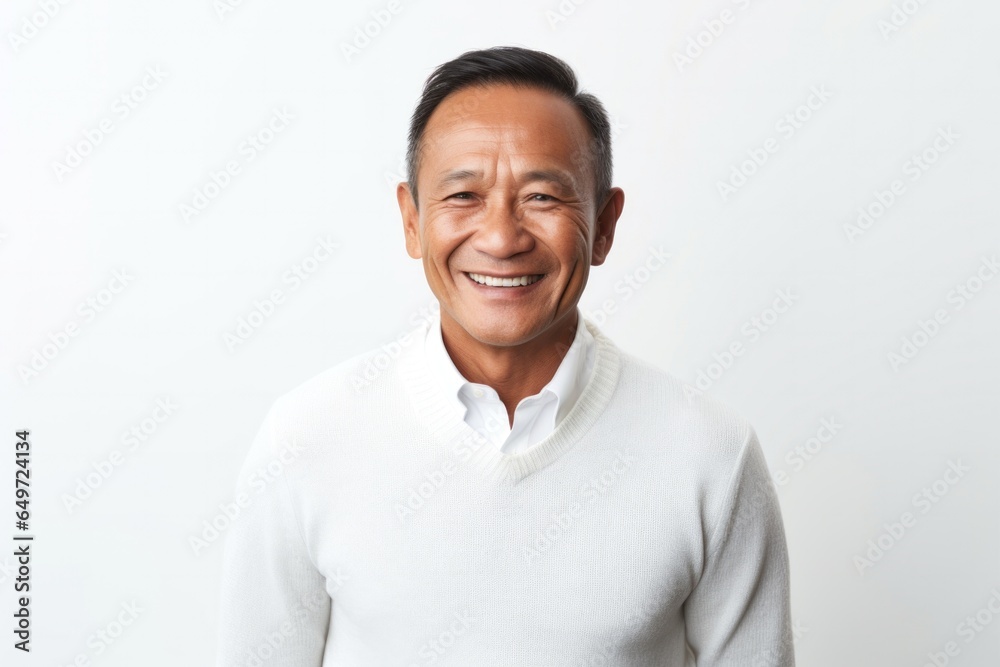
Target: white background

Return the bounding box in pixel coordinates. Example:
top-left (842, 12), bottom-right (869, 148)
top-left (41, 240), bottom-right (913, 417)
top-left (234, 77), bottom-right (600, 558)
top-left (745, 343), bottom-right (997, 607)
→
top-left (1, 0), bottom-right (998, 665)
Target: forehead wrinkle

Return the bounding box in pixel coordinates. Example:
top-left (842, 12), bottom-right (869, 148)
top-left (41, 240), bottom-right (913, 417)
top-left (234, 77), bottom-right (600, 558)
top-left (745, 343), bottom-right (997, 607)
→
top-left (424, 114), bottom-right (589, 194)
top-left (521, 168), bottom-right (581, 196)
top-left (488, 130), bottom-right (589, 195)
top-left (428, 137), bottom-right (507, 190)
top-left (435, 168), bottom-right (481, 188)
top-left (433, 161), bottom-right (581, 195)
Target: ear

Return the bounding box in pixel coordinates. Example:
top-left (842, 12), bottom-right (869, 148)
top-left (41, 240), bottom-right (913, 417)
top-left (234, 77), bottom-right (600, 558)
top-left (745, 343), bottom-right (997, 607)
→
top-left (397, 182), bottom-right (422, 260)
top-left (591, 187), bottom-right (625, 266)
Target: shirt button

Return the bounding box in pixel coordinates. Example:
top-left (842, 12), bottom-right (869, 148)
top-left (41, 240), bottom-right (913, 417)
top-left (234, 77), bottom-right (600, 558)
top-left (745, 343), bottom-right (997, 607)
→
top-left (472, 388), bottom-right (485, 398)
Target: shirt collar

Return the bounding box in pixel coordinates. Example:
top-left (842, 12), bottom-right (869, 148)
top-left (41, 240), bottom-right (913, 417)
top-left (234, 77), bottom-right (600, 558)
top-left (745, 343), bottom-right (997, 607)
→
top-left (422, 307), bottom-right (595, 421)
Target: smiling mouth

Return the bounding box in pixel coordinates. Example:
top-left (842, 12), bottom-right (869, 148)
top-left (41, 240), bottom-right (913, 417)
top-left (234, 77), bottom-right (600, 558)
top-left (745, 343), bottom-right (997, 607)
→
top-left (465, 272), bottom-right (545, 287)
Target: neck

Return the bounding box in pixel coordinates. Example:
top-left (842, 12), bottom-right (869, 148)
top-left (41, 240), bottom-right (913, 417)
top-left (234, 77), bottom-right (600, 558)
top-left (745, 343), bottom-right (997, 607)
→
top-left (439, 309), bottom-right (580, 425)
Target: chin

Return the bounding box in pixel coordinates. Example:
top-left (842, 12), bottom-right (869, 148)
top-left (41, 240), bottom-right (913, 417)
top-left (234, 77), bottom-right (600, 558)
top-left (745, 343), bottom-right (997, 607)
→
top-left (461, 313), bottom-right (549, 346)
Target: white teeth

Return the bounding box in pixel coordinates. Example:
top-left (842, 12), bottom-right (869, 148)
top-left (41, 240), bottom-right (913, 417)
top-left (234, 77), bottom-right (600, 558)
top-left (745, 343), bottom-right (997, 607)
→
top-left (467, 272), bottom-right (542, 287)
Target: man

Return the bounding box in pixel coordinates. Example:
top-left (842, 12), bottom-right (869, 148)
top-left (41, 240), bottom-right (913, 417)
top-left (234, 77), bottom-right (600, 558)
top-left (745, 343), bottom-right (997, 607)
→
top-left (217, 46), bottom-right (794, 666)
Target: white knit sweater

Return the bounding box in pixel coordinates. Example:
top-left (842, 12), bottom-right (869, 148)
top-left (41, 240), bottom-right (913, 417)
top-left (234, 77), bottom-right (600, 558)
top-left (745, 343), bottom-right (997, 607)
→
top-left (216, 315), bottom-right (795, 666)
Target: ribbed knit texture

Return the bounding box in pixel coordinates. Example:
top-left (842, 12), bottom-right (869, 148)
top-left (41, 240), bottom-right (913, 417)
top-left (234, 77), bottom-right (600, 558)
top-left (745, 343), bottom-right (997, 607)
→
top-left (216, 315), bottom-right (795, 666)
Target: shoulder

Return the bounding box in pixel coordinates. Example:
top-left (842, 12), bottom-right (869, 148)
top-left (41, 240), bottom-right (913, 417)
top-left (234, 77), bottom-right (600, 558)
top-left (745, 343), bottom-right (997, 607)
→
top-left (270, 322), bottom-right (426, 425)
top-left (609, 348), bottom-right (773, 535)
top-left (612, 345), bottom-right (755, 465)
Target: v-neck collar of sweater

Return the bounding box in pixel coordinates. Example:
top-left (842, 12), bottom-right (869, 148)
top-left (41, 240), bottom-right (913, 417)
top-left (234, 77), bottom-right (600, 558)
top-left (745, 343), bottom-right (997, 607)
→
top-left (397, 310), bottom-right (622, 484)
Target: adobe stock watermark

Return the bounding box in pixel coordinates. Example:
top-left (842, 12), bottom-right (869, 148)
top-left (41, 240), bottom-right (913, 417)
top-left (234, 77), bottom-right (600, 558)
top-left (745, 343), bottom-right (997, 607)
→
top-left (224, 235), bottom-right (340, 351)
top-left (853, 459), bottom-right (969, 576)
top-left (353, 299), bottom-right (440, 392)
top-left (214, 0), bottom-right (249, 21)
top-left (571, 583), bottom-right (806, 665)
top-left (843, 125), bottom-right (958, 243)
top-left (673, 0), bottom-right (756, 73)
top-left (584, 244), bottom-right (670, 327)
top-left (17, 269), bottom-right (135, 385)
top-left (749, 620), bottom-right (809, 667)
top-left (684, 288), bottom-right (798, 401)
top-left (725, 450), bottom-right (784, 545)
top-left (8, 0), bottom-right (73, 53)
top-left (384, 113), bottom-right (629, 193)
top-left (235, 586), bottom-right (344, 667)
top-left (920, 588), bottom-right (1000, 667)
top-left (56, 600), bottom-right (143, 666)
top-left (524, 450), bottom-right (636, 563)
top-left (394, 418), bottom-right (501, 523)
top-left (384, 86), bottom-right (517, 194)
top-left (771, 416), bottom-right (843, 488)
top-left (887, 254), bottom-right (998, 371)
top-left (394, 456), bottom-right (462, 524)
top-left (61, 398), bottom-right (178, 514)
top-left (570, 577), bottom-right (686, 667)
top-left (878, 0), bottom-right (932, 40)
top-left (179, 107), bottom-right (294, 224)
top-left (188, 438), bottom-right (306, 557)
top-left (0, 556), bottom-right (16, 587)
top-left (407, 610), bottom-right (476, 667)
top-left (50, 65), bottom-right (168, 182)
top-left (568, 113), bottom-right (628, 182)
top-left (717, 85), bottom-right (833, 203)
top-left (544, 0), bottom-right (591, 30)
top-left (340, 0), bottom-right (408, 63)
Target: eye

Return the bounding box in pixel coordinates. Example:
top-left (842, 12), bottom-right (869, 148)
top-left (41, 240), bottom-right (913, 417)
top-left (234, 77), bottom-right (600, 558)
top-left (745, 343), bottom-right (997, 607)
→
top-left (447, 192), bottom-right (474, 200)
top-left (530, 194), bottom-right (557, 202)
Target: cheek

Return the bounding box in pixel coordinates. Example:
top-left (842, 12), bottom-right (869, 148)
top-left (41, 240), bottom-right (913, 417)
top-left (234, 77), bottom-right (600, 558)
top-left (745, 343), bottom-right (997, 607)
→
top-left (433, 210), bottom-right (474, 231)
top-left (552, 216), bottom-right (592, 256)
top-left (422, 215), bottom-right (466, 259)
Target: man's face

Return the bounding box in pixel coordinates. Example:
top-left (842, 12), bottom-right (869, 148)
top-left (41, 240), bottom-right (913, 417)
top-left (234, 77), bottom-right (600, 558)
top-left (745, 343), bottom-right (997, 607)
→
top-left (398, 83), bottom-right (623, 348)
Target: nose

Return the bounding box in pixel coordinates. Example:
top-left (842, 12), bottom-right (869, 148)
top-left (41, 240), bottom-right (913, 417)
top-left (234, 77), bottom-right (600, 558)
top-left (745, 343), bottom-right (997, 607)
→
top-left (470, 197), bottom-right (534, 259)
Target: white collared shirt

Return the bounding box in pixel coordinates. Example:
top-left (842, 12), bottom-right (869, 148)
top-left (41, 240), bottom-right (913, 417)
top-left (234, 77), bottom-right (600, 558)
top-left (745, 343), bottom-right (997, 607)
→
top-left (423, 307), bottom-right (596, 455)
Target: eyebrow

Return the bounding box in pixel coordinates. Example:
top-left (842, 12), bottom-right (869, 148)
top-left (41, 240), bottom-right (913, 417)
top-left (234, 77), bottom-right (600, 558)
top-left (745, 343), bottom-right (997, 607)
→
top-left (434, 168), bottom-right (579, 194)
top-left (436, 169), bottom-right (482, 188)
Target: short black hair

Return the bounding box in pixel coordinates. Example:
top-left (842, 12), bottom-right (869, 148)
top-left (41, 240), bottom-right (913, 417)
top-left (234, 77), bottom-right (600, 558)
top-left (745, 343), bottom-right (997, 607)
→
top-left (405, 46), bottom-right (613, 207)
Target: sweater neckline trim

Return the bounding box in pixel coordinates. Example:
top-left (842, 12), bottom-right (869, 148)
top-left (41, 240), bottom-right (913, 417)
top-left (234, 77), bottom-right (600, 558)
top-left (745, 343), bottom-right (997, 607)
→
top-left (397, 311), bottom-right (622, 484)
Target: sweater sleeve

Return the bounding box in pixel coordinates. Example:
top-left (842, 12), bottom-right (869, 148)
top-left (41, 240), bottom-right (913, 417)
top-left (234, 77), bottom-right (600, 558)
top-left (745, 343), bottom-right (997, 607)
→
top-left (682, 424), bottom-right (795, 666)
top-left (216, 399), bottom-right (331, 666)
